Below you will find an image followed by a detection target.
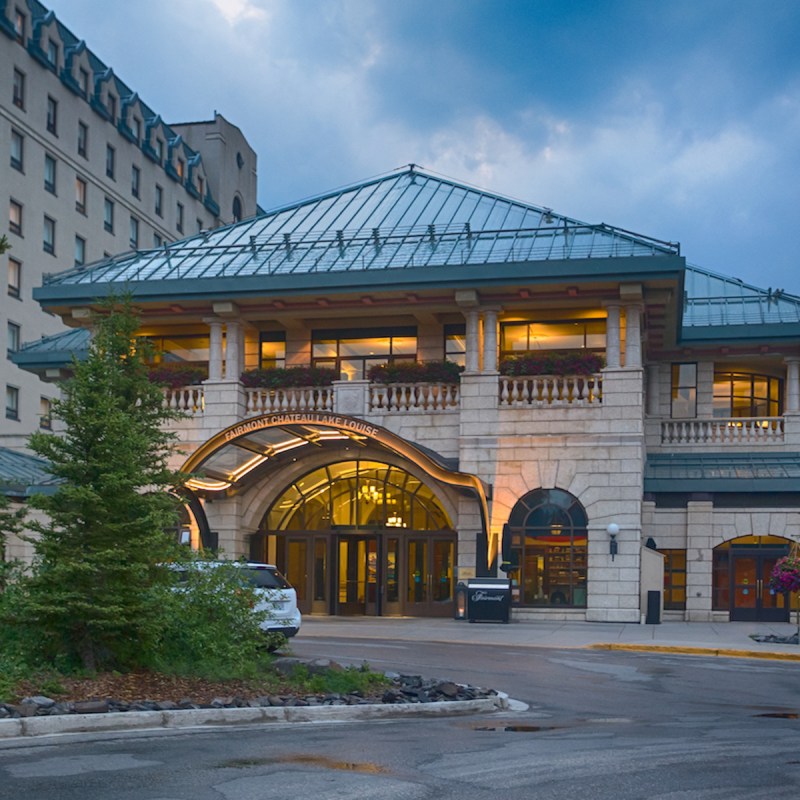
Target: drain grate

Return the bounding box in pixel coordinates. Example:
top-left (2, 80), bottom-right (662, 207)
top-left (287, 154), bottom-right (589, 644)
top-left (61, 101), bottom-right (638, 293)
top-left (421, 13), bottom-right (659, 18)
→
top-left (754, 712), bottom-right (798, 719)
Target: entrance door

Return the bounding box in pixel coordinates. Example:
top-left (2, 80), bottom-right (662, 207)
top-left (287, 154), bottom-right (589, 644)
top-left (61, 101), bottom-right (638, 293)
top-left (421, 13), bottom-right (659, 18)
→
top-left (730, 552), bottom-right (789, 622)
top-left (337, 535), bottom-right (378, 615)
top-left (404, 535), bottom-right (455, 617)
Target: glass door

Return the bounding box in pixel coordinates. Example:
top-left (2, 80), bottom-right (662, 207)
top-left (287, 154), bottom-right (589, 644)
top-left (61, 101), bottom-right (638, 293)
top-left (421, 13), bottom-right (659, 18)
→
top-left (730, 552), bottom-right (789, 622)
top-left (404, 535), bottom-right (455, 617)
top-left (337, 535), bottom-right (378, 615)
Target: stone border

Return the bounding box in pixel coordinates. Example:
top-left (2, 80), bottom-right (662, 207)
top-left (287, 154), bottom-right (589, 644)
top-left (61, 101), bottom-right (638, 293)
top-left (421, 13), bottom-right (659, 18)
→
top-left (0, 694), bottom-right (509, 740)
top-left (589, 643), bottom-right (800, 661)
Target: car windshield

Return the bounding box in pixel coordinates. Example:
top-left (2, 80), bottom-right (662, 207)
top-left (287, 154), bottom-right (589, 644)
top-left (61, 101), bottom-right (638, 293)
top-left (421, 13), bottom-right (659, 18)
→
top-left (243, 567), bottom-right (290, 589)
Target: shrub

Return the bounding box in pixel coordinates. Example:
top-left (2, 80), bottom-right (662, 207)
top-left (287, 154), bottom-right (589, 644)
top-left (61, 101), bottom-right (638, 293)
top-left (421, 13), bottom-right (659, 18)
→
top-left (240, 366), bottom-right (338, 388)
top-left (148, 362), bottom-right (207, 388)
top-left (499, 351), bottom-right (605, 377)
top-left (367, 360), bottom-right (463, 384)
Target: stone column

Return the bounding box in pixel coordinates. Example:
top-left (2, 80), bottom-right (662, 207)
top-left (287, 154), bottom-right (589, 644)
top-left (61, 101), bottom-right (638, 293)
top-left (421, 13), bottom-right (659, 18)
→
top-left (624, 303), bottom-right (642, 368)
top-left (785, 357), bottom-right (800, 412)
top-left (205, 318), bottom-right (223, 381)
top-left (646, 364), bottom-right (660, 416)
top-left (605, 303), bottom-right (622, 369)
top-left (482, 308), bottom-right (499, 373)
top-left (225, 321), bottom-right (241, 381)
top-left (465, 309), bottom-right (480, 373)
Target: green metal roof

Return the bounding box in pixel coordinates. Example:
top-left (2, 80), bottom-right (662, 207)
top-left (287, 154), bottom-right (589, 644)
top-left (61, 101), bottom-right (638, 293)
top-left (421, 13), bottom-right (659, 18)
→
top-left (12, 327), bottom-right (90, 370)
top-left (645, 452), bottom-right (800, 493)
top-left (34, 166), bottom-right (680, 305)
top-left (0, 447), bottom-right (59, 496)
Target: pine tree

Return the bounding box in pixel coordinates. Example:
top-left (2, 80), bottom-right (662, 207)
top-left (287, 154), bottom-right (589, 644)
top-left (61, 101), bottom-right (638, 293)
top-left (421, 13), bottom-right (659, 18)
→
top-left (24, 296), bottom-right (185, 671)
top-left (0, 493), bottom-right (26, 591)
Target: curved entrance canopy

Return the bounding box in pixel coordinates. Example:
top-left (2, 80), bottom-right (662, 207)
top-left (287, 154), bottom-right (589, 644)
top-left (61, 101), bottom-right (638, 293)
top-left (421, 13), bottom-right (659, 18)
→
top-left (181, 412), bottom-right (494, 560)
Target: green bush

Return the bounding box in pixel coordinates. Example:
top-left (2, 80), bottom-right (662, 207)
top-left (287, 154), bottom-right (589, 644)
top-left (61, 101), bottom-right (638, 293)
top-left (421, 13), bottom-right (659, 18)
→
top-left (240, 366), bottom-right (338, 388)
top-left (499, 351), bottom-right (605, 376)
top-left (287, 662), bottom-right (389, 695)
top-left (367, 360), bottom-right (463, 384)
top-left (147, 362), bottom-right (207, 388)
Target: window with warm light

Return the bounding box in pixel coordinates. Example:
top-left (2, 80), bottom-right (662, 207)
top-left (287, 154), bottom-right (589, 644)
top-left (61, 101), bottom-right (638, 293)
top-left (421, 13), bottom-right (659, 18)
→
top-left (671, 363), bottom-right (697, 418)
top-left (713, 371), bottom-right (782, 418)
top-left (500, 319), bottom-right (605, 359)
top-left (444, 323), bottom-right (466, 367)
top-left (259, 332), bottom-right (286, 369)
top-left (8, 258), bottom-right (22, 299)
top-left (312, 327), bottom-right (417, 380)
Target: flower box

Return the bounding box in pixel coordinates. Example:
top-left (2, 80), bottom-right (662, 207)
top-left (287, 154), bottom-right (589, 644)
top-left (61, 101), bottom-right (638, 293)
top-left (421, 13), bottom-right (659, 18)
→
top-left (367, 361), bottom-right (463, 384)
top-left (499, 351), bottom-right (605, 377)
top-left (148, 362), bottom-right (207, 389)
top-left (240, 366), bottom-right (338, 388)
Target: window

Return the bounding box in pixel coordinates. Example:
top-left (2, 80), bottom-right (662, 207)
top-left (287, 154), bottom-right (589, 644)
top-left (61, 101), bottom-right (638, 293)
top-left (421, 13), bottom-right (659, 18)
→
top-left (39, 397), bottom-right (52, 430)
top-left (176, 158), bottom-right (185, 180)
top-left (44, 153), bottom-right (57, 194)
top-left (75, 176), bottom-right (87, 214)
top-left (129, 216), bottom-right (139, 249)
top-left (46, 38), bottom-right (59, 68)
top-left (74, 234), bottom-right (86, 266)
top-left (12, 69), bottom-right (25, 110)
top-left (444, 323), bottom-right (466, 367)
top-left (103, 197), bottom-right (114, 233)
top-left (46, 96), bottom-right (58, 135)
top-left (10, 130), bottom-right (24, 171)
top-left (505, 489), bottom-right (588, 608)
top-left (155, 184), bottom-right (163, 217)
top-left (107, 94), bottom-right (116, 122)
top-left (155, 139), bottom-right (164, 163)
top-left (43, 215), bottom-right (56, 255)
top-left (259, 332), bottom-right (287, 369)
top-left (7, 321), bottom-right (20, 356)
top-left (176, 202), bottom-right (184, 234)
top-left (196, 218), bottom-right (203, 234)
top-left (197, 176), bottom-right (204, 199)
top-left (131, 117), bottom-right (141, 142)
top-left (671, 363), bottom-right (697, 418)
top-left (5, 386), bottom-right (19, 421)
top-left (153, 233), bottom-right (162, 247)
top-left (131, 165), bottom-right (141, 198)
top-left (311, 326), bottom-right (417, 380)
top-left (78, 121), bottom-right (88, 158)
top-left (659, 549), bottom-right (687, 610)
top-left (9, 200), bottom-right (22, 236)
top-left (14, 7), bottom-right (26, 43)
top-left (500, 319), bottom-right (606, 358)
top-left (713, 371), bottom-right (783, 418)
top-left (232, 195), bottom-right (243, 222)
top-left (79, 67), bottom-right (90, 97)
top-left (8, 258), bottom-right (21, 298)
top-left (105, 144), bottom-right (115, 179)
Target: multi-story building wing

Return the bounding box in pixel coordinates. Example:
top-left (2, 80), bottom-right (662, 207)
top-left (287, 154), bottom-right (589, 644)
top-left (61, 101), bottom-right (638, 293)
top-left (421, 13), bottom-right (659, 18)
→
top-left (1, 0), bottom-right (258, 445)
top-left (13, 166), bottom-right (800, 624)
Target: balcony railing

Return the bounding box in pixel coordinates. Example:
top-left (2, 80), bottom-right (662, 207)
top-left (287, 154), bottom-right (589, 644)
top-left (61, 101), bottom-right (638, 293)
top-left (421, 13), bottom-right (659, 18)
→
top-left (370, 382), bottom-right (460, 412)
top-left (661, 417), bottom-right (784, 445)
top-left (164, 386), bottom-right (204, 416)
top-left (499, 374), bottom-right (603, 408)
top-left (245, 386), bottom-right (334, 415)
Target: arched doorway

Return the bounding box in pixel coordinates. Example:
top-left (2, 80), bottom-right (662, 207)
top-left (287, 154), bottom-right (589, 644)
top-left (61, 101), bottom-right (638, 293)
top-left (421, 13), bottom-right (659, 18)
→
top-left (712, 536), bottom-right (791, 622)
top-left (504, 488), bottom-right (588, 608)
top-left (250, 460), bottom-right (457, 617)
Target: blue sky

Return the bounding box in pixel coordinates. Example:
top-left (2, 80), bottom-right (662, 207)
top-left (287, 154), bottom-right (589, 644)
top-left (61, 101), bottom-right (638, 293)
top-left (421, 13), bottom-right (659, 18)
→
top-left (48, 0), bottom-right (800, 291)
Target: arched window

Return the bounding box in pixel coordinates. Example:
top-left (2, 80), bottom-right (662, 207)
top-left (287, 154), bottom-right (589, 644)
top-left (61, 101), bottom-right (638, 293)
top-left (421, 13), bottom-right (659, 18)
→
top-left (505, 488), bottom-right (588, 607)
top-left (261, 460), bottom-right (452, 532)
top-left (232, 195), bottom-right (243, 223)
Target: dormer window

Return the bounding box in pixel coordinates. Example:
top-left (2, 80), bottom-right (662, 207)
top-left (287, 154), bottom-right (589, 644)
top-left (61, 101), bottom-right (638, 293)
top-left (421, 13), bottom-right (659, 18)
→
top-left (197, 176), bottom-right (204, 198)
top-left (107, 94), bottom-right (117, 122)
top-left (79, 68), bottom-right (90, 97)
top-left (14, 7), bottom-right (25, 43)
top-left (176, 158), bottom-right (185, 180)
top-left (156, 139), bottom-right (164, 163)
top-left (131, 117), bottom-right (141, 142)
top-left (47, 38), bottom-right (59, 68)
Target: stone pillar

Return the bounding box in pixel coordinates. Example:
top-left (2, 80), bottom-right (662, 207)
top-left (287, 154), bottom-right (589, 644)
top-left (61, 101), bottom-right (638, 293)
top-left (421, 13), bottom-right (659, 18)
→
top-left (206, 318), bottom-right (223, 381)
top-left (605, 303), bottom-right (622, 369)
top-left (685, 498), bottom-right (714, 621)
top-left (482, 308), bottom-right (499, 373)
top-left (785, 357), bottom-right (800, 412)
top-left (624, 303), bottom-right (642, 368)
top-left (465, 309), bottom-right (480, 373)
top-left (225, 321), bottom-right (241, 381)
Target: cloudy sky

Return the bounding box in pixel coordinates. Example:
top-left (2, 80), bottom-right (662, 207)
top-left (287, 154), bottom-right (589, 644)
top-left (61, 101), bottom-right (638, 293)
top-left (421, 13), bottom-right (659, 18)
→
top-left (48, 0), bottom-right (800, 291)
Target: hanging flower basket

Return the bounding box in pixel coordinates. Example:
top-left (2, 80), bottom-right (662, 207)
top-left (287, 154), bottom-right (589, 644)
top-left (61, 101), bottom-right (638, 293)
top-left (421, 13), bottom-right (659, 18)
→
top-left (499, 351), bottom-right (605, 377)
top-left (769, 553), bottom-right (800, 594)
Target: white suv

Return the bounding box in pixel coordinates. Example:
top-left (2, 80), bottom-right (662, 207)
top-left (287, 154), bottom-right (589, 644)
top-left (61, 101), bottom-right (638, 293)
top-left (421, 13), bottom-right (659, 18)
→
top-left (173, 561), bottom-right (302, 639)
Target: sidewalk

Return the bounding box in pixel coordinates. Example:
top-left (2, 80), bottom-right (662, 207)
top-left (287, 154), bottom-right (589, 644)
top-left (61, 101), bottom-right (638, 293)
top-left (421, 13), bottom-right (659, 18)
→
top-left (299, 616), bottom-right (800, 661)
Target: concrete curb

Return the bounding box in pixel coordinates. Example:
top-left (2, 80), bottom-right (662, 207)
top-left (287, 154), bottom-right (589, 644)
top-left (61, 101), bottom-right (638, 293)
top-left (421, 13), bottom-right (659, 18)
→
top-left (589, 643), bottom-right (800, 661)
top-left (0, 694), bottom-right (509, 740)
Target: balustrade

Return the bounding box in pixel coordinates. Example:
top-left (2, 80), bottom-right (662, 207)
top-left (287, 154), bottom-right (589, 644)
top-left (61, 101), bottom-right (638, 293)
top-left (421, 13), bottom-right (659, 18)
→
top-left (245, 386), bottom-right (334, 415)
top-left (370, 382), bottom-right (460, 412)
top-left (660, 417), bottom-right (784, 444)
top-left (164, 386), bottom-right (204, 416)
top-left (498, 374), bottom-right (603, 407)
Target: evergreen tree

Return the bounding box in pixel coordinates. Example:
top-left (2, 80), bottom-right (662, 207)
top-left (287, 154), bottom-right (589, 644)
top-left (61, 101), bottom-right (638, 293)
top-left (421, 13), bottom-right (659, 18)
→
top-left (0, 492), bottom-right (26, 591)
top-left (24, 296), bottom-right (185, 671)
top-left (0, 234), bottom-right (9, 254)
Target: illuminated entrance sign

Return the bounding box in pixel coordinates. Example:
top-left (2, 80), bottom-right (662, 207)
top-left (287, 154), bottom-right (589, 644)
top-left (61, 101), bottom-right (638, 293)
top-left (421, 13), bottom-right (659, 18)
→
top-left (224, 413), bottom-right (380, 442)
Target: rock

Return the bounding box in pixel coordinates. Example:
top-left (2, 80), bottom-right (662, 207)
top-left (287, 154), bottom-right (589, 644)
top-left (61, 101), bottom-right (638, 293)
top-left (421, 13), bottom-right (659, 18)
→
top-left (306, 658), bottom-right (344, 675)
top-left (155, 700), bottom-right (179, 710)
top-left (211, 697), bottom-right (234, 708)
top-left (21, 695), bottom-right (56, 709)
top-left (5, 704), bottom-right (37, 718)
top-left (272, 657), bottom-right (303, 676)
top-left (72, 700), bottom-right (109, 714)
top-left (267, 695), bottom-right (285, 707)
top-left (435, 681), bottom-right (459, 698)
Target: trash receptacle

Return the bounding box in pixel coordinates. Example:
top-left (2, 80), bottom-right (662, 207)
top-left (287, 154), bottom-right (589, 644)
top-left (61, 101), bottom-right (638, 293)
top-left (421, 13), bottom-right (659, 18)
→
top-left (467, 578), bottom-right (511, 623)
top-left (454, 581), bottom-right (468, 620)
top-left (645, 589), bottom-right (661, 624)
